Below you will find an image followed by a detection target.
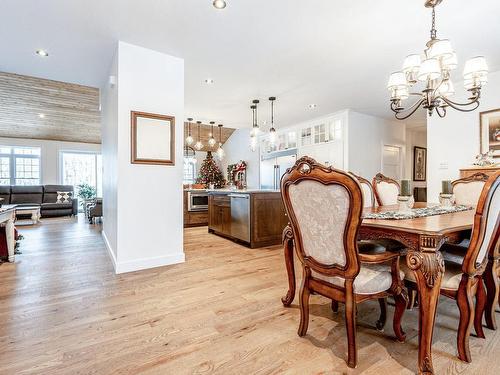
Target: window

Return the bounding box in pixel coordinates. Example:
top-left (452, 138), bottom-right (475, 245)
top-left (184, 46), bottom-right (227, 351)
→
top-left (301, 127), bottom-right (312, 146)
top-left (0, 146), bottom-right (41, 185)
top-left (314, 124), bottom-right (326, 144)
top-left (60, 151), bottom-right (102, 197)
top-left (183, 159), bottom-right (196, 184)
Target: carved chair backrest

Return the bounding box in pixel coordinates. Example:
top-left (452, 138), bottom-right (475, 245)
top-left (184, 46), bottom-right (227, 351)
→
top-left (281, 157), bottom-right (363, 280)
top-left (452, 172), bottom-right (489, 206)
top-left (350, 173), bottom-right (376, 208)
top-left (462, 171), bottom-right (500, 276)
top-left (372, 173), bottom-right (400, 206)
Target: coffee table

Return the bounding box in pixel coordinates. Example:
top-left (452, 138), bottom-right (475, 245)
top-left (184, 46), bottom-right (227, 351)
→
top-left (15, 206), bottom-right (41, 225)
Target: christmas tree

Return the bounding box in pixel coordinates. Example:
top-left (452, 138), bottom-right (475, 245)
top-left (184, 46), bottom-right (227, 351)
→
top-left (196, 151), bottom-right (226, 188)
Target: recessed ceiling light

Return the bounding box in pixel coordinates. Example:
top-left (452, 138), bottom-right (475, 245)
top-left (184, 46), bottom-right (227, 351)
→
top-left (308, 104), bottom-right (317, 109)
top-left (36, 49), bottom-right (49, 57)
top-left (204, 78), bottom-right (214, 84)
top-left (38, 113), bottom-right (45, 118)
top-left (213, 0), bottom-right (227, 9)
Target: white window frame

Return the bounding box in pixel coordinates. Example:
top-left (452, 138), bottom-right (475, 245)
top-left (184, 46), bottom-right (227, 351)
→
top-left (183, 159), bottom-right (197, 184)
top-left (0, 146), bottom-right (42, 185)
top-left (59, 150), bottom-right (102, 196)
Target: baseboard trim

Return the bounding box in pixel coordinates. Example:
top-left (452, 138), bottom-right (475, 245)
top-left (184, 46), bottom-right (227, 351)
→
top-left (115, 253), bottom-right (185, 274)
top-left (101, 230), bottom-right (117, 271)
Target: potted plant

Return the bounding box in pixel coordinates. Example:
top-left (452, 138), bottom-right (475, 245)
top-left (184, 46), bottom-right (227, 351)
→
top-left (76, 183), bottom-right (97, 215)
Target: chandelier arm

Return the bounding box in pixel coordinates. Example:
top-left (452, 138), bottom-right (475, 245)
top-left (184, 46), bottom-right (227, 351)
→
top-left (436, 106), bottom-right (446, 118)
top-left (394, 98), bottom-right (425, 120)
top-left (440, 96), bottom-right (480, 112)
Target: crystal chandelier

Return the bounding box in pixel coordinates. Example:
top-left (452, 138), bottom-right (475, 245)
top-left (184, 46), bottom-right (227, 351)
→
top-left (387, 0), bottom-right (488, 120)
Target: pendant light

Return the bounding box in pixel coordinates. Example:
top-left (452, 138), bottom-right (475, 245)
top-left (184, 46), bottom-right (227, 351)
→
top-left (250, 105), bottom-right (257, 152)
top-left (216, 124), bottom-right (225, 160)
top-left (194, 121), bottom-right (204, 151)
top-left (268, 97), bottom-right (277, 145)
top-left (185, 117), bottom-right (194, 146)
top-left (208, 121), bottom-right (217, 148)
top-left (251, 99), bottom-right (260, 136)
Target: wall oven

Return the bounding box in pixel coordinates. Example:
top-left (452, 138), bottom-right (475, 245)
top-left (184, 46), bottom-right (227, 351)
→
top-left (187, 191), bottom-right (208, 211)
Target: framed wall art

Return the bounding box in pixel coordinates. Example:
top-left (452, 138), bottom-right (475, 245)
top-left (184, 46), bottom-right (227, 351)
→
top-left (413, 146), bottom-right (427, 182)
top-left (131, 111), bottom-right (175, 165)
top-left (480, 108), bottom-right (500, 161)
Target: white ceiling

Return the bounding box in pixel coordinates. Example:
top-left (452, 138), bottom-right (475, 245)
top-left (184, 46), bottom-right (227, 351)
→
top-left (1, 0), bottom-right (499, 129)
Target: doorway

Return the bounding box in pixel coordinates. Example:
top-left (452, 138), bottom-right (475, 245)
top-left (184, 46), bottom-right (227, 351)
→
top-left (382, 145), bottom-right (402, 180)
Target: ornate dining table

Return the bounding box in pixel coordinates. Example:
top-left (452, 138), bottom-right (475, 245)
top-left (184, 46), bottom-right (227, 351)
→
top-left (281, 203), bottom-right (475, 375)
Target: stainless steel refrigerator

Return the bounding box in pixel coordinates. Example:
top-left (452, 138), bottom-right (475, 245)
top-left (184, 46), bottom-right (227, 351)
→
top-left (260, 150), bottom-right (297, 190)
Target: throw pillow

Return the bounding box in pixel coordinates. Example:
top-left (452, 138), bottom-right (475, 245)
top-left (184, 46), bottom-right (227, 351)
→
top-left (56, 191), bottom-right (73, 204)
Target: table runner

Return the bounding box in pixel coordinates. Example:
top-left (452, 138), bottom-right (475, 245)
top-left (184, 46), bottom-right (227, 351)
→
top-left (363, 205), bottom-right (472, 220)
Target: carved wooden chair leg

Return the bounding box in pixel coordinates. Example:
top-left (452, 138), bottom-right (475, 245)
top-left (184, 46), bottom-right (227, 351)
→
top-left (483, 259), bottom-right (498, 330)
top-left (331, 300), bottom-right (339, 313)
top-left (393, 290), bottom-right (408, 342)
top-left (297, 269), bottom-right (310, 337)
top-left (474, 278), bottom-right (487, 338)
top-left (376, 298), bottom-right (387, 330)
top-left (344, 283), bottom-right (357, 368)
top-left (456, 281), bottom-right (474, 363)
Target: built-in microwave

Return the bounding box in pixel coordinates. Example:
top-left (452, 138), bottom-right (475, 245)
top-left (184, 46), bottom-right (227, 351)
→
top-left (187, 191), bottom-right (209, 211)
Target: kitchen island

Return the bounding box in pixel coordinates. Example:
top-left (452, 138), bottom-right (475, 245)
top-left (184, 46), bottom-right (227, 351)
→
top-left (208, 190), bottom-right (288, 248)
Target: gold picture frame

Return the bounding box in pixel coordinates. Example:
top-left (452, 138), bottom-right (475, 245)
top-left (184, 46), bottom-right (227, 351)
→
top-left (131, 111), bottom-right (175, 165)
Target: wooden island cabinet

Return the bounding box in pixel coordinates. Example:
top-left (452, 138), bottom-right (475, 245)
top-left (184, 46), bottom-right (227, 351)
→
top-left (208, 190), bottom-right (288, 248)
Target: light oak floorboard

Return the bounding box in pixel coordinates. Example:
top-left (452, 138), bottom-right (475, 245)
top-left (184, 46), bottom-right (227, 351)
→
top-left (0, 217), bottom-right (499, 374)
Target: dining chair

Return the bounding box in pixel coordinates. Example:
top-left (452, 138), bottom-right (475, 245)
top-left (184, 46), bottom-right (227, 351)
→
top-left (401, 171), bottom-right (500, 363)
top-left (452, 172), bottom-right (490, 206)
top-left (372, 173), bottom-right (400, 206)
top-left (282, 157), bottom-right (408, 368)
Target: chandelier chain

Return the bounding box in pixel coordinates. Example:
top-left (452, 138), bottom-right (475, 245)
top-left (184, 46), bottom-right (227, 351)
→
top-left (430, 6), bottom-right (437, 40)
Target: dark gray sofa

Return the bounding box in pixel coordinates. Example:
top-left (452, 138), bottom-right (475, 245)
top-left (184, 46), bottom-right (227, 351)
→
top-left (0, 185), bottom-right (78, 217)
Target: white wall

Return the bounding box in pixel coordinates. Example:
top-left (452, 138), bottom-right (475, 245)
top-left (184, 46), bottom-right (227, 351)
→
top-left (222, 128), bottom-right (260, 188)
top-left (0, 136), bottom-right (100, 184)
top-left (347, 111), bottom-right (406, 180)
top-left (101, 49), bottom-right (119, 258)
top-left (427, 70), bottom-right (500, 203)
top-left (101, 41), bottom-right (185, 273)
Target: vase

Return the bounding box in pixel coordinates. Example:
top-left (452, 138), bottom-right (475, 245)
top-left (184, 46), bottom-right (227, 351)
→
top-left (439, 193), bottom-right (455, 209)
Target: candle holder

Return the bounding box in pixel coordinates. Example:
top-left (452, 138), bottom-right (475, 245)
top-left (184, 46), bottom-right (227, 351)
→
top-left (439, 193), bottom-right (455, 209)
top-left (397, 195), bottom-right (414, 213)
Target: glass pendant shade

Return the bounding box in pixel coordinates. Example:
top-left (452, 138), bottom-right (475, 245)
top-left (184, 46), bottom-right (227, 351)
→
top-left (186, 135), bottom-right (194, 145)
top-left (463, 56), bottom-right (488, 79)
top-left (402, 54), bottom-right (421, 73)
top-left (442, 52), bottom-right (458, 70)
top-left (250, 135), bottom-right (257, 151)
top-left (208, 137), bottom-right (216, 147)
top-left (387, 72), bottom-right (407, 90)
top-left (269, 127), bottom-right (276, 145)
top-left (194, 141), bottom-right (203, 151)
top-left (428, 39), bottom-right (453, 59)
top-left (417, 58), bottom-right (441, 81)
top-left (216, 145), bottom-right (225, 160)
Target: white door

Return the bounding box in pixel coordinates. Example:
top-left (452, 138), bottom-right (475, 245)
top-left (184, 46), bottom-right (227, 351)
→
top-left (382, 145), bottom-right (402, 180)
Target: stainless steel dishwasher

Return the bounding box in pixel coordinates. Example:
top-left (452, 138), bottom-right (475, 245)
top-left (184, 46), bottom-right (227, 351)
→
top-left (229, 193), bottom-right (250, 242)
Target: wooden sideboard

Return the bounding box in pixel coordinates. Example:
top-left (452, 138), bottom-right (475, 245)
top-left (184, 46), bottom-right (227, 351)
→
top-left (459, 166), bottom-right (499, 178)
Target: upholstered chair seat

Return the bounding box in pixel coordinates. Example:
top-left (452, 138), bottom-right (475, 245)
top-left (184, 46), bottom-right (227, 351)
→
top-left (313, 264), bottom-right (405, 295)
top-left (401, 260), bottom-right (463, 290)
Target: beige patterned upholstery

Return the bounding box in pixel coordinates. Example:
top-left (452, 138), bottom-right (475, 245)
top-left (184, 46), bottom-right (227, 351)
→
top-left (453, 181), bottom-right (485, 206)
top-left (313, 264), bottom-right (404, 295)
top-left (401, 260), bottom-right (463, 290)
top-left (289, 180), bottom-right (349, 266)
top-left (375, 181), bottom-right (399, 205)
top-left (360, 181), bottom-right (375, 208)
top-left (476, 182), bottom-right (500, 264)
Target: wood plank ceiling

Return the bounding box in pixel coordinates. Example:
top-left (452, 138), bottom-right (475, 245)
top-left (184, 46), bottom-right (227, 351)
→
top-left (0, 72), bottom-right (101, 144)
top-left (183, 122), bottom-right (235, 153)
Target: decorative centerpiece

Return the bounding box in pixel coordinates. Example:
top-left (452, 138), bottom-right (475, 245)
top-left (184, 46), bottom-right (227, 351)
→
top-left (397, 179), bottom-right (414, 213)
top-left (439, 180), bottom-right (455, 208)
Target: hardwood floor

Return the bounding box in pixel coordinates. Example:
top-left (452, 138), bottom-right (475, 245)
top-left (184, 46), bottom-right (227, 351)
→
top-left (0, 217), bottom-right (499, 374)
